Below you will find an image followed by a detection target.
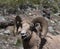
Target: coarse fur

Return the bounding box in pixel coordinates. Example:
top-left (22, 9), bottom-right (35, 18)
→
top-left (14, 15), bottom-right (48, 49)
top-left (32, 17), bottom-right (48, 38)
top-left (14, 15), bottom-right (22, 36)
top-left (22, 31), bottom-right (41, 49)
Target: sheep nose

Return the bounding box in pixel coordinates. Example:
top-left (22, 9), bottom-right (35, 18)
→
top-left (21, 30), bottom-right (26, 36)
top-left (21, 33), bottom-right (25, 36)
top-left (21, 33), bottom-right (26, 36)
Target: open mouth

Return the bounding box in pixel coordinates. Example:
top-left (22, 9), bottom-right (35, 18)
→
top-left (22, 35), bottom-right (27, 40)
top-left (21, 33), bottom-right (28, 40)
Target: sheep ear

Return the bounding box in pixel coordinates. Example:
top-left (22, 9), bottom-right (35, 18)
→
top-left (14, 16), bottom-right (22, 31)
top-left (15, 15), bottom-right (22, 27)
top-left (34, 23), bottom-right (40, 27)
top-left (13, 16), bottom-right (22, 36)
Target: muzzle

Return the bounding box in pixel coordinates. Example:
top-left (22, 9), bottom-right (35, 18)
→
top-left (20, 30), bottom-right (28, 40)
top-left (20, 30), bottom-right (32, 40)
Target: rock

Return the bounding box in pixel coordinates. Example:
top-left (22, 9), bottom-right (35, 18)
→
top-left (54, 23), bottom-right (60, 34)
top-left (54, 13), bottom-right (60, 16)
top-left (0, 16), bottom-right (6, 22)
top-left (4, 30), bottom-right (11, 35)
top-left (0, 33), bottom-right (4, 35)
top-left (48, 26), bottom-right (55, 33)
top-left (0, 29), bottom-right (5, 32)
top-left (5, 26), bottom-right (14, 35)
top-left (50, 20), bottom-right (55, 24)
top-left (19, 46), bottom-right (24, 49)
top-left (0, 16), bottom-right (14, 28)
top-left (48, 20), bottom-right (56, 27)
top-left (0, 29), bottom-right (5, 35)
top-left (29, 12), bottom-right (32, 16)
top-left (8, 37), bottom-right (17, 45)
top-left (54, 19), bottom-right (58, 23)
top-left (58, 21), bottom-right (60, 25)
top-left (42, 34), bottom-right (60, 49)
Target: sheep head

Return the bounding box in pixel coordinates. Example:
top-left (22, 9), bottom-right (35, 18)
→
top-left (15, 16), bottom-right (48, 40)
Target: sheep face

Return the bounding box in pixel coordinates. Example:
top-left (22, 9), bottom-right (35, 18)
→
top-left (20, 22), bottom-right (32, 40)
top-left (20, 22), bottom-right (41, 40)
top-left (14, 16), bottom-right (48, 40)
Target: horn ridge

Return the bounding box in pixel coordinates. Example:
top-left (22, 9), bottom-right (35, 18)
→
top-left (32, 17), bottom-right (48, 38)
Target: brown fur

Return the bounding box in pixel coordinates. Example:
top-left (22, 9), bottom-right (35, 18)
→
top-left (22, 32), bottom-right (41, 49)
top-left (32, 17), bottom-right (48, 38)
top-left (14, 16), bottom-right (48, 49)
top-left (14, 15), bottom-right (22, 36)
top-left (22, 17), bottom-right (48, 49)
top-left (6, 26), bottom-right (15, 35)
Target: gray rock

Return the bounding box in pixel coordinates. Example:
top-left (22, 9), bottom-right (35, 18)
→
top-left (8, 37), bottom-right (17, 45)
top-left (0, 29), bottom-right (5, 35)
top-left (54, 23), bottom-right (60, 34)
top-left (43, 34), bottom-right (60, 49)
top-left (0, 33), bottom-right (4, 35)
top-left (58, 21), bottom-right (60, 25)
top-left (0, 16), bottom-right (14, 28)
top-left (0, 16), bottom-right (6, 22)
top-left (48, 26), bottom-right (55, 33)
top-left (50, 20), bottom-right (55, 24)
top-left (4, 30), bottom-right (11, 35)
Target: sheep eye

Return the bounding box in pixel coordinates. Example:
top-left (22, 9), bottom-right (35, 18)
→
top-left (30, 26), bottom-right (37, 32)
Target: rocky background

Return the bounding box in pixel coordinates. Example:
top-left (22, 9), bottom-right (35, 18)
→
top-left (0, 0), bottom-right (60, 49)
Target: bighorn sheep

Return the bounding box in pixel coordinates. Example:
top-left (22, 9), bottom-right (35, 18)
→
top-left (14, 15), bottom-right (48, 49)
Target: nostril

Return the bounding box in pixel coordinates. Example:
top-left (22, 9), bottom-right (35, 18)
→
top-left (21, 33), bottom-right (27, 39)
top-left (21, 33), bottom-right (24, 35)
top-left (21, 33), bottom-right (26, 36)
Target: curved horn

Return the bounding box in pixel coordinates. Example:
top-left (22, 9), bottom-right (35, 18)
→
top-left (32, 17), bottom-right (48, 38)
